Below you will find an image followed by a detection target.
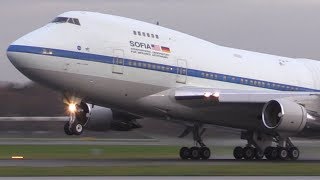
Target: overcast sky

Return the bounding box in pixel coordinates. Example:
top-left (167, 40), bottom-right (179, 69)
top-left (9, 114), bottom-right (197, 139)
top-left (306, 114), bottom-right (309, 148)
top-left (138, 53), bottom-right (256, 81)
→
top-left (1, 0), bottom-right (320, 83)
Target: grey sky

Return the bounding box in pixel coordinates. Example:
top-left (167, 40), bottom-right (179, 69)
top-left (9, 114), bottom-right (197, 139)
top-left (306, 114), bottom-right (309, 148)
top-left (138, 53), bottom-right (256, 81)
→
top-left (1, 0), bottom-right (320, 83)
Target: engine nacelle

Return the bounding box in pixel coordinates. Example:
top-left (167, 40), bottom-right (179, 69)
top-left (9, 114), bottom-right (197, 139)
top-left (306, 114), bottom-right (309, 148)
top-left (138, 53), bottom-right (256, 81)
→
top-left (262, 99), bottom-right (307, 135)
top-left (75, 103), bottom-right (141, 131)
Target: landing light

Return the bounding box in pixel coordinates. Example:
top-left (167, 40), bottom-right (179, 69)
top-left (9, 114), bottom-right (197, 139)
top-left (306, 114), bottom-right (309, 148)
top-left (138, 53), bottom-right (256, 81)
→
top-left (213, 92), bottom-right (220, 98)
top-left (204, 92), bottom-right (213, 98)
top-left (68, 103), bottom-right (77, 113)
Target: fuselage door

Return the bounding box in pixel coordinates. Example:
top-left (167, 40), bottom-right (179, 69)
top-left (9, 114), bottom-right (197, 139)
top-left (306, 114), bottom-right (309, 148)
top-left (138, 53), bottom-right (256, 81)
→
top-left (176, 59), bottom-right (187, 84)
top-left (112, 49), bottom-right (124, 74)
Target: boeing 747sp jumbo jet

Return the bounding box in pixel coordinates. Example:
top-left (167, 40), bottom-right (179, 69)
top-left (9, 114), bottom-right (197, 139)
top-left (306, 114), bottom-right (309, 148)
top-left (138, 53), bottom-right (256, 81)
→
top-left (6, 11), bottom-right (320, 161)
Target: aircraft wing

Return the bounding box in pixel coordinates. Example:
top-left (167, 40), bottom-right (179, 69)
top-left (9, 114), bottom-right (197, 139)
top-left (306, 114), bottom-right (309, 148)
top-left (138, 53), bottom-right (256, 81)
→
top-left (173, 86), bottom-right (320, 112)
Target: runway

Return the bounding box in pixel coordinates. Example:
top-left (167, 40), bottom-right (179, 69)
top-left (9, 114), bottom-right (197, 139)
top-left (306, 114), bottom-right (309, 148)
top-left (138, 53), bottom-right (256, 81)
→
top-left (2, 158), bottom-right (320, 167)
top-left (0, 177), bottom-right (318, 180)
top-left (2, 119), bottom-right (320, 167)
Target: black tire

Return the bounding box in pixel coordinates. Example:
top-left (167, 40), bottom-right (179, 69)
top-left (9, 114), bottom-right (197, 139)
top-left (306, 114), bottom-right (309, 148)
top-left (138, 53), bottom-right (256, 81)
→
top-left (64, 122), bottom-right (73, 135)
top-left (190, 147), bottom-right (201, 160)
top-left (233, 146), bottom-right (243, 160)
top-left (200, 147), bottom-right (211, 160)
top-left (254, 148), bottom-right (264, 160)
top-left (264, 146), bottom-right (273, 160)
top-left (269, 147), bottom-right (278, 160)
top-left (179, 147), bottom-right (190, 160)
top-left (243, 146), bottom-right (255, 160)
top-left (71, 123), bottom-right (83, 135)
top-left (278, 147), bottom-right (288, 160)
top-left (288, 147), bottom-right (299, 160)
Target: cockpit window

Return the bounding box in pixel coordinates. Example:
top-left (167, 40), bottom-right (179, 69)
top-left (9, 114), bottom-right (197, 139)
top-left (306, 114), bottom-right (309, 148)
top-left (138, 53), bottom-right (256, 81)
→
top-left (67, 18), bottom-right (74, 24)
top-left (73, 18), bottom-right (80, 25)
top-left (52, 17), bottom-right (81, 26)
top-left (52, 17), bottom-right (68, 23)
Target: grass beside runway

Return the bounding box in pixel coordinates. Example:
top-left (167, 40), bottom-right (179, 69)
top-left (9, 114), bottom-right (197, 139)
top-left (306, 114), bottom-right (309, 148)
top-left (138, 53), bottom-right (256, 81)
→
top-left (0, 145), bottom-right (230, 159)
top-left (2, 164), bottom-right (320, 176)
top-left (0, 145), bottom-right (181, 159)
top-left (1, 145), bottom-right (320, 176)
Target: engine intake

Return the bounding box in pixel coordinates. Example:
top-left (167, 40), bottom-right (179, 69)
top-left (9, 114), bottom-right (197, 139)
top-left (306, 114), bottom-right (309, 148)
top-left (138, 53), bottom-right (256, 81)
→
top-left (262, 99), bottom-right (307, 134)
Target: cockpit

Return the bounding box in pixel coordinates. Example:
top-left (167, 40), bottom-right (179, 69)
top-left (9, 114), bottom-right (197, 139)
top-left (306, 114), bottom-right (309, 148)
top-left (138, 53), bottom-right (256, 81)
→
top-left (51, 17), bottom-right (81, 26)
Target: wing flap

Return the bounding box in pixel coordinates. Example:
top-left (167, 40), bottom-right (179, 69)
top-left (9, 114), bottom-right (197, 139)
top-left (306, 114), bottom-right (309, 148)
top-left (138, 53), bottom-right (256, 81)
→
top-left (174, 87), bottom-right (320, 104)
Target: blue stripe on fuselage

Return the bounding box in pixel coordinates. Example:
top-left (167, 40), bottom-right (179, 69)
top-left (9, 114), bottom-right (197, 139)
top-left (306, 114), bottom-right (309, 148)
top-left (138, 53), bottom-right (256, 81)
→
top-left (7, 45), bottom-right (320, 92)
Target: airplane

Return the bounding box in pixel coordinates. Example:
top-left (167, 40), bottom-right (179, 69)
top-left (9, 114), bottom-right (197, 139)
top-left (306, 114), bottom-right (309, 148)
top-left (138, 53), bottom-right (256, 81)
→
top-left (6, 11), bottom-right (320, 161)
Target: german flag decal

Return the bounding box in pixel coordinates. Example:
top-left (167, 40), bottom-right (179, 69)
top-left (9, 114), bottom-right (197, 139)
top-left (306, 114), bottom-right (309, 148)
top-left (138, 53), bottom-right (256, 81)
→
top-left (161, 46), bottom-right (171, 53)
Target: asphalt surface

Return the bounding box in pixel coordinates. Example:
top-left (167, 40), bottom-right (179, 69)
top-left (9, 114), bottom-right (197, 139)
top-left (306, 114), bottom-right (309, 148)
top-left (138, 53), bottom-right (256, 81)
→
top-left (2, 158), bottom-right (320, 167)
top-left (0, 177), bottom-right (317, 180)
top-left (2, 118), bottom-right (320, 167)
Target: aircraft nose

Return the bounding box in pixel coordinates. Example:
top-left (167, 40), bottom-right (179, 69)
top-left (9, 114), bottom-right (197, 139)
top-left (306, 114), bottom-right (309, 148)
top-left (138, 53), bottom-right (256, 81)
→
top-left (7, 41), bottom-right (26, 69)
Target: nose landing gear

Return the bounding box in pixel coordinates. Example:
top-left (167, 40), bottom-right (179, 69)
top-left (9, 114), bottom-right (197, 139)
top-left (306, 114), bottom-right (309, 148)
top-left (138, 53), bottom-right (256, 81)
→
top-left (64, 113), bottom-right (84, 135)
top-left (64, 102), bottom-right (89, 136)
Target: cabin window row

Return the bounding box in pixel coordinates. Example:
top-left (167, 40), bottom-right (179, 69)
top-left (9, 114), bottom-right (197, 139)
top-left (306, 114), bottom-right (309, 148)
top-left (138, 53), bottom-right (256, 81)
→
top-left (127, 60), bottom-right (175, 72)
top-left (200, 72), bottom-right (299, 91)
top-left (133, 31), bottom-right (159, 39)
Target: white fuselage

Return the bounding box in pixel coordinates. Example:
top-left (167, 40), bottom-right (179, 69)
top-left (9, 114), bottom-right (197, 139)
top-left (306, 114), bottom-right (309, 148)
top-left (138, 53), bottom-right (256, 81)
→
top-left (6, 11), bottom-right (320, 131)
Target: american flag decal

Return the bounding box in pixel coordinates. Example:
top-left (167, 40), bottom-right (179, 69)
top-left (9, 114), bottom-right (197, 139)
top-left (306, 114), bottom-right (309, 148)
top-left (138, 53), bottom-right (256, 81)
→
top-left (151, 44), bottom-right (161, 51)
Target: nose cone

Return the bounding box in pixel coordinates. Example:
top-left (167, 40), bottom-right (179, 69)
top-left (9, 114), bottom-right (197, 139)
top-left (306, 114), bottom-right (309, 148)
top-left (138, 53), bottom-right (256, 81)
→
top-left (7, 25), bottom-right (50, 69)
top-left (7, 40), bottom-right (28, 71)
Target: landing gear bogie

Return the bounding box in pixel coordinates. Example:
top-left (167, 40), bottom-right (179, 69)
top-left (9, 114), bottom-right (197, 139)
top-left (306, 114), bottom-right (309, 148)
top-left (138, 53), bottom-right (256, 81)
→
top-left (179, 146), bottom-right (211, 160)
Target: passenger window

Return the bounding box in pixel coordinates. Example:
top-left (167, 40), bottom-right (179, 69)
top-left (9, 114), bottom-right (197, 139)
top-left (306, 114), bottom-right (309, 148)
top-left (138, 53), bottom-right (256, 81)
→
top-left (155, 35), bottom-right (159, 39)
top-left (133, 31), bottom-right (137, 35)
top-left (151, 34), bottom-right (154, 38)
top-left (138, 32), bottom-right (141, 36)
top-left (147, 33), bottom-right (150, 37)
top-left (142, 32), bottom-right (146, 36)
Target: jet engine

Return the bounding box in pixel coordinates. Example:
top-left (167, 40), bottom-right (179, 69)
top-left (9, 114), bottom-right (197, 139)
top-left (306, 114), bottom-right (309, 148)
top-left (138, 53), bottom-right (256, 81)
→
top-left (262, 99), bottom-right (307, 135)
top-left (85, 105), bottom-right (142, 131)
top-left (64, 102), bottom-right (141, 135)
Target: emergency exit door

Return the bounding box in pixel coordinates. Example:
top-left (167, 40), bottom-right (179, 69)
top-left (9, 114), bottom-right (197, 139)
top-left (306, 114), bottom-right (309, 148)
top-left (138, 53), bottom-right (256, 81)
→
top-left (112, 49), bottom-right (124, 74)
top-left (176, 59), bottom-right (187, 84)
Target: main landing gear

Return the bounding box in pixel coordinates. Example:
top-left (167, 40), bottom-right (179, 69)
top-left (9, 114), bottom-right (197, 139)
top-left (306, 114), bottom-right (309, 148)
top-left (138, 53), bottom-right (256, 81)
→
top-left (233, 131), bottom-right (300, 160)
top-left (179, 123), bottom-right (211, 160)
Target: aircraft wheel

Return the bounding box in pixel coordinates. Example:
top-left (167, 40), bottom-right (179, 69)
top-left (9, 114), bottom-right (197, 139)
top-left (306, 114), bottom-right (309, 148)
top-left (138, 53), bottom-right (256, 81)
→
top-left (265, 146), bottom-right (275, 160)
top-left (71, 122), bottom-right (83, 135)
top-left (288, 147), bottom-right (299, 160)
top-left (64, 122), bottom-right (73, 135)
top-left (254, 148), bottom-right (264, 160)
top-left (278, 147), bottom-right (288, 160)
top-left (200, 147), bottom-right (211, 160)
top-left (190, 147), bottom-right (201, 160)
top-left (179, 147), bottom-right (190, 160)
top-left (243, 146), bottom-right (255, 160)
top-left (233, 146), bottom-right (243, 160)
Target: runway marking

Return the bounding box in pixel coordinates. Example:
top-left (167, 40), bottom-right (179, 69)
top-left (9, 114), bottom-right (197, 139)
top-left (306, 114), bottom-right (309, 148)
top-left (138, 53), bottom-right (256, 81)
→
top-left (11, 156), bottom-right (24, 159)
